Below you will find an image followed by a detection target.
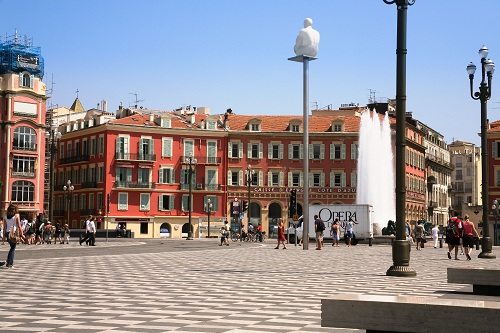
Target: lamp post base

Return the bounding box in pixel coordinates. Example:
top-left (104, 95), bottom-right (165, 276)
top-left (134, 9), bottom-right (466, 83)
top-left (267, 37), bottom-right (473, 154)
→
top-left (186, 232), bottom-right (193, 240)
top-left (386, 240), bottom-right (417, 277)
top-left (478, 237), bottom-right (496, 259)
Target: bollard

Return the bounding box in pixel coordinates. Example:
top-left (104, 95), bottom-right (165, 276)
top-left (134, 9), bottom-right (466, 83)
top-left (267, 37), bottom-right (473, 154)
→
top-left (475, 238), bottom-right (480, 250)
top-left (369, 238), bottom-right (373, 246)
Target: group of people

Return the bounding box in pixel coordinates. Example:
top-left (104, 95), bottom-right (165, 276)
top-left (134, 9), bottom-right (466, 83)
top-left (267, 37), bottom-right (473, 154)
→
top-left (220, 221), bottom-right (264, 246)
top-left (446, 213), bottom-right (480, 260)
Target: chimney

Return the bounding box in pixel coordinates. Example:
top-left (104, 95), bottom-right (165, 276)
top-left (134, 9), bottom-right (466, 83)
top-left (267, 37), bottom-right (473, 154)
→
top-left (149, 114), bottom-right (154, 122)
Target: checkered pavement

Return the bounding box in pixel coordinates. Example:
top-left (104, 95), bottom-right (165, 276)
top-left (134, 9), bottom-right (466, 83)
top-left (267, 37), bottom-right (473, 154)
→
top-left (1, 239), bottom-right (499, 332)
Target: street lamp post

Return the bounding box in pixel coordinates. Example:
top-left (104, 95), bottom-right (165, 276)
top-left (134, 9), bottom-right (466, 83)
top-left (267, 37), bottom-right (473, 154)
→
top-left (63, 180), bottom-right (74, 227)
top-left (467, 45), bottom-right (496, 259)
top-left (245, 165), bottom-right (255, 243)
top-left (384, 0), bottom-right (417, 277)
top-left (186, 155), bottom-right (197, 240)
top-left (45, 128), bottom-right (61, 223)
top-left (205, 198), bottom-right (213, 238)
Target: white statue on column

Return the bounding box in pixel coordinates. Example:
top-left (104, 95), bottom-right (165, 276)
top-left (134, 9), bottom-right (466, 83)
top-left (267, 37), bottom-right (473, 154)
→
top-left (294, 18), bottom-right (320, 57)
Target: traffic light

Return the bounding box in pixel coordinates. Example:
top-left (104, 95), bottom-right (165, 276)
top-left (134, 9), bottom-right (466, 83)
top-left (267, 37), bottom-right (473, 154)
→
top-left (242, 200), bottom-right (248, 212)
top-left (289, 189), bottom-right (297, 217)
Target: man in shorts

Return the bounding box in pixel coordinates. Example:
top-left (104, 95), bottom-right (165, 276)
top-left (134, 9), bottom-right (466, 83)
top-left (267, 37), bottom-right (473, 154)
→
top-left (314, 215), bottom-right (325, 250)
top-left (446, 213), bottom-right (462, 260)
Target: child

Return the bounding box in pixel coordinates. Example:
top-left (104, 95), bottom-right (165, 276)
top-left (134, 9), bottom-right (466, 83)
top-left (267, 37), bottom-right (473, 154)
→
top-left (63, 224), bottom-right (70, 244)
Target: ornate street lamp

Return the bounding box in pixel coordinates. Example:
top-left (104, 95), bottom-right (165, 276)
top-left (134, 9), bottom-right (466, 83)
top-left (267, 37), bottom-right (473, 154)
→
top-left (383, 0), bottom-right (417, 277)
top-left (186, 155), bottom-right (197, 240)
top-left (45, 127), bottom-right (61, 222)
top-left (205, 198), bottom-right (213, 238)
top-left (63, 180), bottom-right (74, 227)
top-left (245, 164), bottom-right (255, 242)
top-left (467, 45), bottom-right (496, 258)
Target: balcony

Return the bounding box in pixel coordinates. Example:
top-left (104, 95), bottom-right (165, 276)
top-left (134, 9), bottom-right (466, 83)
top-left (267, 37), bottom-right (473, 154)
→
top-left (180, 183), bottom-right (221, 190)
top-left (12, 171), bottom-right (35, 178)
top-left (81, 181), bottom-right (97, 189)
top-left (115, 152), bottom-right (156, 162)
top-left (60, 154), bottom-right (90, 165)
top-left (80, 208), bottom-right (97, 215)
top-left (425, 153), bottom-right (454, 170)
top-left (181, 155), bottom-right (221, 164)
top-left (114, 181), bottom-right (156, 189)
top-left (12, 143), bottom-right (37, 151)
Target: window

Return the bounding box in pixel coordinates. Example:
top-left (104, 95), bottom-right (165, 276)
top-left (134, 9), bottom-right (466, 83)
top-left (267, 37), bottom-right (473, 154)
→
top-left (268, 143), bottom-right (283, 160)
top-left (13, 127), bottom-right (36, 150)
top-left (159, 194), bottom-right (175, 211)
top-left (19, 73), bottom-right (33, 88)
top-left (333, 124), bottom-right (342, 132)
top-left (161, 118), bottom-right (171, 128)
top-left (118, 193), bottom-right (128, 210)
top-left (228, 170), bottom-right (242, 186)
top-left (184, 139), bottom-right (194, 158)
top-left (228, 142), bottom-right (243, 159)
top-left (268, 171), bottom-right (283, 187)
top-left (159, 167), bottom-right (175, 184)
top-left (181, 168), bottom-right (196, 186)
top-left (138, 168), bottom-right (150, 184)
top-left (289, 144), bottom-right (303, 160)
top-left (330, 171), bottom-right (346, 187)
top-left (97, 193), bottom-right (103, 210)
top-left (116, 167), bottom-right (132, 186)
top-left (206, 169), bottom-right (217, 189)
top-left (82, 140), bottom-right (88, 155)
top-left (182, 195), bottom-right (191, 211)
top-left (310, 144), bottom-right (324, 160)
top-left (251, 123), bottom-right (260, 131)
top-left (330, 143), bottom-right (346, 160)
top-left (90, 137), bottom-right (96, 155)
top-left (80, 168), bottom-right (87, 183)
top-left (72, 194), bottom-right (78, 211)
top-left (80, 194), bottom-right (86, 210)
top-left (162, 138), bottom-right (173, 158)
top-left (12, 156), bottom-right (36, 176)
top-left (351, 172), bottom-right (357, 188)
top-left (493, 141), bottom-right (500, 158)
top-left (97, 166), bottom-right (104, 183)
top-left (288, 171), bottom-right (303, 187)
top-left (207, 141), bottom-right (217, 163)
top-left (247, 143), bottom-right (262, 159)
top-left (291, 124), bottom-right (300, 132)
top-left (140, 193), bottom-right (150, 210)
top-left (206, 121), bottom-right (216, 129)
top-left (455, 169), bottom-right (463, 181)
top-left (455, 156), bottom-right (463, 168)
top-left (311, 172), bottom-right (323, 187)
top-left (204, 196), bottom-right (219, 212)
top-left (351, 144), bottom-right (358, 160)
top-left (139, 138), bottom-right (154, 160)
top-left (116, 136), bottom-right (129, 159)
top-left (11, 180), bottom-right (34, 201)
top-left (98, 136), bottom-right (104, 154)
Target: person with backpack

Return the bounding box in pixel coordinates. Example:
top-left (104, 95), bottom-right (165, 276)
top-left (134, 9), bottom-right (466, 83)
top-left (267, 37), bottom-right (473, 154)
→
top-left (446, 212), bottom-right (462, 260)
top-left (462, 214), bottom-right (480, 260)
top-left (314, 215), bottom-right (325, 250)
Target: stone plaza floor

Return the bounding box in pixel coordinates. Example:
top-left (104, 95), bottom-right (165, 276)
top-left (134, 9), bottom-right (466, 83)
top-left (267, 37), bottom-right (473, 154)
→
top-left (1, 237), bottom-right (499, 332)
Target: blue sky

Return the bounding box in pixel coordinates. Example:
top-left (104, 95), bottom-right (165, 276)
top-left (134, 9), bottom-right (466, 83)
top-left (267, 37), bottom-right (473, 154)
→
top-left (2, 0), bottom-right (500, 145)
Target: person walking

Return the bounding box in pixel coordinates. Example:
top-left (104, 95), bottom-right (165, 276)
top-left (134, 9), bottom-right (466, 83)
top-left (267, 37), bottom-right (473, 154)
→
top-left (331, 219), bottom-right (340, 247)
top-left (345, 218), bottom-right (357, 247)
top-left (1, 204), bottom-right (23, 268)
top-left (415, 223), bottom-right (425, 250)
top-left (461, 214), bottom-right (480, 261)
top-left (275, 218), bottom-right (286, 249)
top-left (431, 224), bottom-right (440, 248)
top-left (79, 215), bottom-right (95, 246)
top-left (446, 213), bottom-right (462, 260)
top-left (314, 215), bottom-right (325, 250)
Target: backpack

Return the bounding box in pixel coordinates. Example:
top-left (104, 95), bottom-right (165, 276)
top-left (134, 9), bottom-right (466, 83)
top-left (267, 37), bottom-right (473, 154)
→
top-left (446, 219), bottom-right (458, 237)
top-left (317, 219), bottom-right (325, 232)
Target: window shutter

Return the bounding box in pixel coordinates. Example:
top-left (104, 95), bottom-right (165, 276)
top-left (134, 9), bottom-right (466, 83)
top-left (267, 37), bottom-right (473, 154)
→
top-left (299, 144), bottom-right (304, 159)
top-left (279, 144), bottom-right (284, 159)
top-left (320, 173), bottom-right (325, 187)
top-left (213, 197), bottom-right (219, 211)
top-left (268, 143), bottom-right (272, 159)
top-left (228, 142), bottom-right (232, 158)
top-left (126, 168), bottom-right (132, 182)
top-left (330, 172), bottom-right (334, 187)
top-left (258, 143), bottom-right (263, 159)
top-left (239, 142), bottom-right (243, 158)
top-left (227, 170), bottom-right (232, 185)
top-left (170, 168), bottom-right (175, 183)
top-left (159, 195), bottom-right (164, 210)
top-left (239, 170), bottom-right (244, 186)
top-left (288, 172), bottom-right (292, 187)
top-left (309, 173), bottom-right (313, 186)
top-left (309, 144), bottom-right (313, 159)
top-left (351, 144), bottom-right (357, 160)
top-left (138, 169), bottom-right (143, 183)
top-left (330, 143), bottom-right (334, 160)
top-left (19, 73), bottom-right (23, 86)
top-left (169, 195), bottom-right (175, 210)
top-left (320, 144), bottom-right (325, 160)
top-left (351, 172), bottom-right (357, 188)
top-left (268, 172), bottom-right (272, 186)
top-left (493, 142), bottom-right (498, 158)
top-left (300, 172), bottom-right (303, 187)
top-left (341, 144), bottom-right (346, 159)
top-left (279, 172), bottom-right (284, 186)
top-left (341, 172), bottom-right (346, 187)
top-left (30, 75), bottom-right (34, 88)
top-left (163, 139), bottom-right (172, 157)
top-left (159, 169), bottom-right (164, 183)
top-left (247, 143), bottom-right (252, 158)
top-left (288, 144), bottom-right (292, 159)
top-left (258, 171), bottom-right (263, 186)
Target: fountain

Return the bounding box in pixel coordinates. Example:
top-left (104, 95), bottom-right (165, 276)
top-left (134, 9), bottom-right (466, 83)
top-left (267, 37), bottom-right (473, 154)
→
top-left (356, 109), bottom-right (396, 234)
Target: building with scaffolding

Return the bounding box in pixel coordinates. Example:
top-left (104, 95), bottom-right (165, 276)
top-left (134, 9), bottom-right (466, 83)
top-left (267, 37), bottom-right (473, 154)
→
top-left (0, 31), bottom-right (47, 221)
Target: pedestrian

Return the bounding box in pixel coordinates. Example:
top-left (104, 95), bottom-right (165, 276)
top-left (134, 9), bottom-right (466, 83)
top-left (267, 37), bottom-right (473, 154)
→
top-left (220, 221), bottom-right (230, 246)
top-left (55, 222), bottom-right (63, 244)
top-left (275, 218), bottom-right (286, 249)
top-left (25, 218), bottom-right (36, 245)
top-left (461, 214), bottom-right (480, 261)
top-left (257, 222), bottom-right (263, 243)
top-left (405, 220), bottom-right (414, 245)
top-left (1, 204), bottom-right (23, 268)
top-left (446, 213), bottom-right (462, 260)
top-left (0, 218), bottom-right (4, 245)
top-left (331, 219), bottom-right (340, 247)
top-left (345, 218), bottom-right (357, 247)
top-left (415, 222), bottom-right (425, 250)
top-left (314, 215), bottom-right (325, 250)
top-left (79, 215), bottom-right (95, 246)
top-left (63, 224), bottom-right (70, 244)
top-left (431, 224), bottom-right (440, 248)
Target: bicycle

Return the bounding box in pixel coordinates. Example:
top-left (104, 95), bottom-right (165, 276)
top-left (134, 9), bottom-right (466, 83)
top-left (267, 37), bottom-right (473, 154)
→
top-left (230, 230), bottom-right (241, 242)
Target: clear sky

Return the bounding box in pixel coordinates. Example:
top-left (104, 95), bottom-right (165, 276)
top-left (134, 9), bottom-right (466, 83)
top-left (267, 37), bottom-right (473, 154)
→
top-left (2, 0), bottom-right (500, 146)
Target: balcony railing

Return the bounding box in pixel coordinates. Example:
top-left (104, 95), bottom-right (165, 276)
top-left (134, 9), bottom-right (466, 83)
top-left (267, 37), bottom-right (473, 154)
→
top-left (60, 154), bottom-right (90, 165)
top-left (12, 143), bottom-right (37, 151)
top-left (12, 171), bottom-right (35, 178)
top-left (115, 152), bottom-right (156, 161)
top-left (114, 181), bottom-right (156, 189)
top-left (180, 183), bottom-right (221, 190)
top-left (80, 208), bottom-right (97, 215)
top-left (181, 155), bottom-right (221, 164)
top-left (81, 181), bottom-right (97, 189)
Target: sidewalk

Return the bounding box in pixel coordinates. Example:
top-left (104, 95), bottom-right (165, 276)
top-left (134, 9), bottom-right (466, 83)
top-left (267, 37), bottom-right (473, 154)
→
top-left (0, 240), bottom-right (498, 332)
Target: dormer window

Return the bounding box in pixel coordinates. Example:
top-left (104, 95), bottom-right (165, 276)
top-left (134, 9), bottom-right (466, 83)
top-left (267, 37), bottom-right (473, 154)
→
top-left (19, 72), bottom-right (34, 88)
top-left (289, 119), bottom-right (302, 132)
top-left (251, 123), bottom-right (260, 131)
top-left (291, 124), bottom-right (300, 132)
top-left (331, 120), bottom-right (344, 132)
top-left (161, 118), bottom-right (171, 128)
top-left (206, 121), bottom-right (216, 130)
